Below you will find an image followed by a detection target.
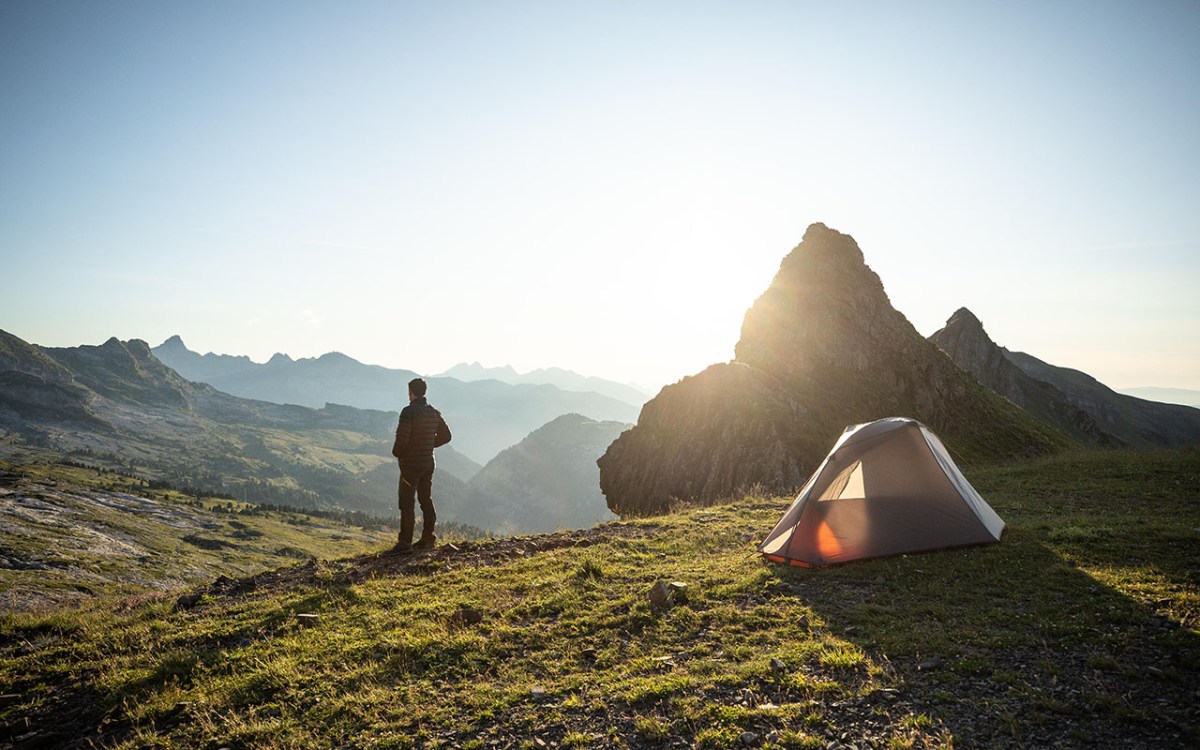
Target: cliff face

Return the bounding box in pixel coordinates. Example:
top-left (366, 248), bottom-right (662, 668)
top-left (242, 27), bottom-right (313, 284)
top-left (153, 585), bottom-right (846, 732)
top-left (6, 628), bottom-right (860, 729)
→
top-left (599, 223), bottom-right (1068, 517)
top-left (928, 308), bottom-right (1114, 445)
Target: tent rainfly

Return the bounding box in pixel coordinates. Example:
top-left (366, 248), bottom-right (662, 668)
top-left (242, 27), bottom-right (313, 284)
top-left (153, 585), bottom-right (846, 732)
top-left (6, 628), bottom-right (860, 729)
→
top-left (759, 417), bottom-right (1004, 567)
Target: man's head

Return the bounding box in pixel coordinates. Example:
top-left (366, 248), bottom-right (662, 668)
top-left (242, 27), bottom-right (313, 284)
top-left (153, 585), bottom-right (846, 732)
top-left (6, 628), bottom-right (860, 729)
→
top-left (408, 377), bottom-right (427, 401)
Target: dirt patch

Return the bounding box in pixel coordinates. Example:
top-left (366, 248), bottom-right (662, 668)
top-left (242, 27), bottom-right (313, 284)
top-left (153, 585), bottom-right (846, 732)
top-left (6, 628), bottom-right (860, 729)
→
top-left (177, 521), bottom-right (660, 605)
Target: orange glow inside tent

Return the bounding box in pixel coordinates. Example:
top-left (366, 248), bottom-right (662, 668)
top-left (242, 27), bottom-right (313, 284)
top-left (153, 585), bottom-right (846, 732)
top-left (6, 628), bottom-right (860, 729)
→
top-left (759, 418), bottom-right (1005, 567)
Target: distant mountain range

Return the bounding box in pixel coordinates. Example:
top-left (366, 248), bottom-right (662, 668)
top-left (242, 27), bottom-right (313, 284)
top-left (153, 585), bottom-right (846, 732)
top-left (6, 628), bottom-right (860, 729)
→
top-left (1, 329), bottom-right (632, 536)
top-left (0, 330), bottom-right (403, 516)
top-left (1115, 387), bottom-right (1200, 409)
top-left (929, 308), bottom-right (1200, 448)
top-left (437, 362), bottom-right (650, 408)
top-left (153, 336), bottom-right (640, 464)
top-left (448, 414), bottom-right (626, 535)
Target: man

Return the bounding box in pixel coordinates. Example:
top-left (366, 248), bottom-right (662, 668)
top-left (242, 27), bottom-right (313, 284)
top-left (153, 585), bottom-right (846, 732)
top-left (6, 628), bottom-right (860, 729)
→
top-left (390, 377), bottom-right (452, 554)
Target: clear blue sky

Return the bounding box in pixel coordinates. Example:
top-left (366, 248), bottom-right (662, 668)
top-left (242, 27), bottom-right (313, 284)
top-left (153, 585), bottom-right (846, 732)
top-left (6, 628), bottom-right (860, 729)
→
top-left (2, 0), bottom-right (1198, 391)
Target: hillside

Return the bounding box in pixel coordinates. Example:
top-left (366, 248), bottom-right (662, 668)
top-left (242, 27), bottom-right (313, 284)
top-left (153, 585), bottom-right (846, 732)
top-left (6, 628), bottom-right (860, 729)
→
top-left (927, 308), bottom-right (1114, 445)
top-left (0, 330), bottom-right (470, 519)
top-left (153, 338), bottom-right (641, 463)
top-left (929, 309), bottom-right (1200, 448)
top-left (450, 414), bottom-right (628, 534)
top-left (1004, 350), bottom-right (1200, 448)
top-left (2, 448), bottom-right (1196, 748)
top-left (0, 462), bottom-right (391, 613)
top-left (599, 224), bottom-right (1069, 517)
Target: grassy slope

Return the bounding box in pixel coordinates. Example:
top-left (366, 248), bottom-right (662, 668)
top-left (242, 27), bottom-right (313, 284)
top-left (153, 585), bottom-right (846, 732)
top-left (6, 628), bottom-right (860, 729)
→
top-left (0, 462), bottom-right (393, 613)
top-left (2, 449), bottom-right (1198, 749)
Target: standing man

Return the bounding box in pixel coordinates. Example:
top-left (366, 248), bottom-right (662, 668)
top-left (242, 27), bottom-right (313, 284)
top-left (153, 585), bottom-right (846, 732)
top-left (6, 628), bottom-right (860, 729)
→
top-left (390, 377), bottom-right (452, 554)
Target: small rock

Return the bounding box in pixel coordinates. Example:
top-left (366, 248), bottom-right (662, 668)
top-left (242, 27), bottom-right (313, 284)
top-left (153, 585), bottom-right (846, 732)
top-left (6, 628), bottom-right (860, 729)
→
top-left (530, 686), bottom-right (548, 701)
top-left (176, 591), bottom-right (203, 610)
top-left (917, 657), bottom-right (943, 671)
top-left (452, 605), bottom-right (484, 626)
top-left (667, 581), bottom-right (689, 603)
top-left (740, 730), bottom-right (757, 746)
top-left (648, 579), bottom-right (673, 608)
top-left (580, 647), bottom-right (598, 660)
top-left (296, 613), bottom-right (320, 627)
top-left (769, 657), bottom-right (788, 674)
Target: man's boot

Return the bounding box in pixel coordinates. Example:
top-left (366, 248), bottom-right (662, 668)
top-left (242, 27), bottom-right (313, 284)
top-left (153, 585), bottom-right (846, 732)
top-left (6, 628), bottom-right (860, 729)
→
top-left (414, 533), bottom-right (436, 550)
top-left (390, 517), bottom-right (414, 555)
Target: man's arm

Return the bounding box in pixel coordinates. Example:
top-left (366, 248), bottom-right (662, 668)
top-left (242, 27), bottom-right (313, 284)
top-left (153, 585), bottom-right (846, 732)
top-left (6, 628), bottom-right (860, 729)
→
top-left (433, 415), bottom-right (452, 448)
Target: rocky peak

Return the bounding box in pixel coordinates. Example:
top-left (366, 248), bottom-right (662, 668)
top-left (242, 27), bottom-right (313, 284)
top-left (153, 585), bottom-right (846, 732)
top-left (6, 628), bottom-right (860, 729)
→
top-left (734, 223), bottom-right (915, 386)
top-left (929, 310), bottom-right (1112, 446)
top-left (158, 334), bottom-right (187, 351)
top-left (599, 224), bottom-right (1068, 517)
top-left (45, 337), bottom-right (195, 410)
top-left (928, 307), bottom-right (1001, 376)
top-left (946, 307), bottom-right (983, 330)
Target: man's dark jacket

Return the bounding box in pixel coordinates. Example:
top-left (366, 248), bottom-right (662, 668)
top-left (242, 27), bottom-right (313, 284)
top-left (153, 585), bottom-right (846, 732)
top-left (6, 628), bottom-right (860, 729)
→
top-left (391, 397), bottom-right (451, 472)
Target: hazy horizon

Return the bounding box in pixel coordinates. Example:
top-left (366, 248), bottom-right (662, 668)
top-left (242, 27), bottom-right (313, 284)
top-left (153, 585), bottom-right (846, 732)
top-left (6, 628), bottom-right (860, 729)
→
top-left (3, 1), bottom-right (1198, 390)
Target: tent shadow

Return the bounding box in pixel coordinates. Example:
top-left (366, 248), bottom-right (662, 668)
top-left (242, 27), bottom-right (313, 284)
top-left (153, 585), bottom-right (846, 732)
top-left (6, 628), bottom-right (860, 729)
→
top-left (762, 530), bottom-right (1200, 748)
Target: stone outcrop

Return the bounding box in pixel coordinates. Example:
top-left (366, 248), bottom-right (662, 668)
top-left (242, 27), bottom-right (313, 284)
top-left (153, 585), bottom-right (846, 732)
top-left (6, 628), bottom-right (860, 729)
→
top-left (928, 308), bottom-right (1114, 445)
top-left (599, 223), bottom-right (1068, 517)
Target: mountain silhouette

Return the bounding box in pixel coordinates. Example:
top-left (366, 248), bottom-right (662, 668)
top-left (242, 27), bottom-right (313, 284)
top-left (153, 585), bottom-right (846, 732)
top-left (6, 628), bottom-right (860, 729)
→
top-left (598, 223), bottom-right (1069, 517)
top-left (438, 362), bottom-right (650, 408)
top-left (153, 339), bottom-right (639, 463)
top-left (447, 414), bottom-right (628, 534)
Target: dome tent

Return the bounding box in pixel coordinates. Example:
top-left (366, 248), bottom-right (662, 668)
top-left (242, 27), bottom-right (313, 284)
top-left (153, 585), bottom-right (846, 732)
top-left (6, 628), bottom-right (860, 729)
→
top-left (759, 418), bottom-right (1004, 567)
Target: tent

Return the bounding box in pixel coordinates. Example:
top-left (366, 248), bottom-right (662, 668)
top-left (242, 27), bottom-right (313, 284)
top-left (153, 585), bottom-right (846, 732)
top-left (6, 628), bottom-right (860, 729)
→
top-left (759, 417), bottom-right (1004, 567)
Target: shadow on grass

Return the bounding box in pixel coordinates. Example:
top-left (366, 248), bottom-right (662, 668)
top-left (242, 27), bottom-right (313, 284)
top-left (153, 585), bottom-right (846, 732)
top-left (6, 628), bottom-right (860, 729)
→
top-left (767, 528), bottom-right (1200, 749)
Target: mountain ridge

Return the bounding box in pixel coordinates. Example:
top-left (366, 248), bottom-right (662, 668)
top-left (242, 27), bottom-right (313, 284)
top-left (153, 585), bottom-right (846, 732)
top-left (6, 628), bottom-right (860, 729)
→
top-left (927, 307), bottom-right (1116, 446)
top-left (153, 338), bottom-right (639, 464)
top-left (1003, 349), bottom-right (1200, 448)
top-left (3, 330), bottom-right (632, 536)
top-left (598, 223), bottom-right (1070, 517)
top-left (438, 361), bottom-right (650, 407)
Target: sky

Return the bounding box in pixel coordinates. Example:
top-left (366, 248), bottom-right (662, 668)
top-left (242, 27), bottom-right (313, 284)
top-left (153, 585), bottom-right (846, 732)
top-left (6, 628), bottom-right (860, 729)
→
top-left (2, 0), bottom-right (1198, 393)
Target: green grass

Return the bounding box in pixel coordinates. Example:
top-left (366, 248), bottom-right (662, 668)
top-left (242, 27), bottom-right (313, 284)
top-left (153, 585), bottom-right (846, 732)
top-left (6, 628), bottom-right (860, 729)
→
top-left (1, 448), bottom-right (1198, 748)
